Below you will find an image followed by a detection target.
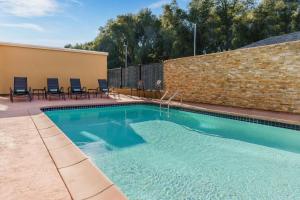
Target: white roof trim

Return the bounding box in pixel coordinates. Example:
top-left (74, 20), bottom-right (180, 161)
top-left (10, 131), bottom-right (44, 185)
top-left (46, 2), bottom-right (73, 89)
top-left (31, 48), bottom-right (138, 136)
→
top-left (0, 41), bottom-right (108, 56)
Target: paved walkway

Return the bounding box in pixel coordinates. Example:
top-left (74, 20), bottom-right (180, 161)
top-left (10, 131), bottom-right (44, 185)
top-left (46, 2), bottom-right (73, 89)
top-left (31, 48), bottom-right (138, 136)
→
top-left (0, 94), bottom-right (299, 200)
top-left (0, 95), bottom-right (138, 200)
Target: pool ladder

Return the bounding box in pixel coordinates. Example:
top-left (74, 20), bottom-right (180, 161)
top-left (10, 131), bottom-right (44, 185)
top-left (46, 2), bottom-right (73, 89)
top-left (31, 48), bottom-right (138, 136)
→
top-left (160, 91), bottom-right (182, 117)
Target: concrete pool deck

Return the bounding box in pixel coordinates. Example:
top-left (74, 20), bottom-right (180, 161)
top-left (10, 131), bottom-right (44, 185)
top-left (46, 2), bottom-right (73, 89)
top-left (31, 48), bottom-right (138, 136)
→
top-left (0, 95), bottom-right (137, 200)
top-left (0, 94), bottom-right (299, 200)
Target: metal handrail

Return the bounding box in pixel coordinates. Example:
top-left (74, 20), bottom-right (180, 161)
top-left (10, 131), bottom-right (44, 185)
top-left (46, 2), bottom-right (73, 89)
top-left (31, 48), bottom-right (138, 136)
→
top-left (159, 91), bottom-right (183, 117)
top-left (166, 91), bottom-right (179, 105)
top-left (166, 91), bottom-right (182, 117)
top-left (159, 91), bottom-right (169, 110)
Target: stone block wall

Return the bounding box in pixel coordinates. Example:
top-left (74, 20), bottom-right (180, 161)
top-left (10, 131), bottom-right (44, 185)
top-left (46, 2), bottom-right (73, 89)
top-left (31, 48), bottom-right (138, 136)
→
top-left (164, 41), bottom-right (300, 113)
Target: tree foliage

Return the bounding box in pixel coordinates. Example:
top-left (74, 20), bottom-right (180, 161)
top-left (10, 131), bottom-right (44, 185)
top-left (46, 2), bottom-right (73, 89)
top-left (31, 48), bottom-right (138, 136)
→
top-left (65, 0), bottom-right (300, 68)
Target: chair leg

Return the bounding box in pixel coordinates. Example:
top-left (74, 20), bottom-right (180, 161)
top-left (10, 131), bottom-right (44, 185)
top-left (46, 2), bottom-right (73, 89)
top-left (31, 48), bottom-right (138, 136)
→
top-left (10, 93), bottom-right (13, 103)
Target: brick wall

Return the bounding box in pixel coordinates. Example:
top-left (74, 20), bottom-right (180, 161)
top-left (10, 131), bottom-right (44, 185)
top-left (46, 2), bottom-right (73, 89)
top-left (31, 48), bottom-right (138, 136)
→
top-left (164, 41), bottom-right (300, 113)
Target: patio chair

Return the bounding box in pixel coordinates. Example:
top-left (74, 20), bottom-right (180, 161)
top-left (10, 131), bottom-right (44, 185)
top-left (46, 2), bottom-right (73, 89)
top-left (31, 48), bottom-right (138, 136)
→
top-left (98, 79), bottom-right (109, 98)
top-left (45, 78), bottom-right (65, 100)
top-left (68, 78), bottom-right (90, 99)
top-left (131, 80), bottom-right (145, 97)
top-left (153, 80), bottom-right (163, 98)
top-left (10, 77), bottom-right (32, 102)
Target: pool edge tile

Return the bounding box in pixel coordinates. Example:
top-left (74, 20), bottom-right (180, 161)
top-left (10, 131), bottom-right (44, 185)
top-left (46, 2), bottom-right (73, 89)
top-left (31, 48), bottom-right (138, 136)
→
top-left (49, 144), bottom-right (87, 169)
top-left (59, 159), bottom-right (113, 200)
top-left (41, 101), bottom-right (300, 129)
top-left (86, 185), bottom-right (128, 200)
top-left (39, 126), bottom-right (63, 138)
top-left (43, 133), bottom-right (72, 150)
top-left (31, 113), bottom-right (55, 130)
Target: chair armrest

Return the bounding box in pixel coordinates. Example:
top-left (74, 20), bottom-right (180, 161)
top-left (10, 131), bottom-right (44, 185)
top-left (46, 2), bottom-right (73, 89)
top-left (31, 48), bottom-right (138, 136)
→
top-left (60, 87), bottom-right (64, 92)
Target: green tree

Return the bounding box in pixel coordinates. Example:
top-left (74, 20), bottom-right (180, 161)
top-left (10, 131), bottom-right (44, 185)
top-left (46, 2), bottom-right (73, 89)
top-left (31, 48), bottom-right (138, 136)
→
top-left (251, 0), bottom-right (300, 41)
top-left (188, 0), bottom-right (217, 53)
top-left (65, 0), bottom-right (300, 68)
top-left (214, 0), bottom-right (255, 50)
top-left (291, 4), bottom-right (300, 31)
top-left (160, 0), bottom-right (192, 58)
top-left (133, 9), bottom-right (161, 64)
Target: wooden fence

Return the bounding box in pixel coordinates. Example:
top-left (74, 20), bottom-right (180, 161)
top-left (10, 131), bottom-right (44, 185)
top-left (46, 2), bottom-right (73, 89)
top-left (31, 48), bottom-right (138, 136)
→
top-left (108, 63), bottom-right (163, 90)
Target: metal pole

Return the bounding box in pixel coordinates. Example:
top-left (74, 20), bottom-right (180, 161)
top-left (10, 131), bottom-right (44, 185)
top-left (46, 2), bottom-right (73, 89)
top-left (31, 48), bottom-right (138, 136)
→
top-left (124, 43), bottom-right (128, 87)
top-left (139, 64), bottom-right (142, 80)
top-left (125, 45), bottom-right (128, 68)
top-left (193, 23), bottom-right (196, 56)
top-left (120, 67), bottom-right (123, 88)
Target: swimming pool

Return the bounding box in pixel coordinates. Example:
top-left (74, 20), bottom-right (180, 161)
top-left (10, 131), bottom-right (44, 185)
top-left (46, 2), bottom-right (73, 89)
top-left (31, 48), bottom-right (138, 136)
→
top-left (45, 104), bottom-right (300, 200)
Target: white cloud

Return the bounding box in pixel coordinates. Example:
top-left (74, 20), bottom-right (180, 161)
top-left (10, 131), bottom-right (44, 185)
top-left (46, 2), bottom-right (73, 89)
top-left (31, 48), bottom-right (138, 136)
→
top-left (148, 0), bottom-right (170, 9)
top-left (67, 0), bottom-right (82, 6)
top-left (0, 23), bottom-right (44, 32)
top-left (0, 0), bottom-right (58, 17)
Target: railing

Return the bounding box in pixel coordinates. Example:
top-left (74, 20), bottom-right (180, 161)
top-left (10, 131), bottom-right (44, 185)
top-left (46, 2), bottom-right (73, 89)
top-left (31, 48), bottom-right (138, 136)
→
top-left (166, 91), bottom-right (182, 117)
top-left (159, 91), bottom-right (169, 111)
top-left (160, 90), bottom-right (182, 117)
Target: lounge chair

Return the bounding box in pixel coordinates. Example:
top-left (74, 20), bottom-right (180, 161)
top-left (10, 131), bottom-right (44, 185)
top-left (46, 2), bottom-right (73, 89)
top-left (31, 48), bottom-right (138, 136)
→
top-left (10, 77), bottom-right (32, 102)
top-left (153, 80), bottom-right (163, 98)
top-left (68, 78), bottom-right (90, 99)
top-left (45, 78), bottom-right (65, 100)
top-left (131, 80), bottom-right (145, 97)
top-left (98, 79), bottom-right (109, 98)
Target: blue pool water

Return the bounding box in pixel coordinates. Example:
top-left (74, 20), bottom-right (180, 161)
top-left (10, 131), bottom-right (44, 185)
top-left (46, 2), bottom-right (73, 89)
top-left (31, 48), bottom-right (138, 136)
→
top-left (45, 104), bottom-right (300, 200)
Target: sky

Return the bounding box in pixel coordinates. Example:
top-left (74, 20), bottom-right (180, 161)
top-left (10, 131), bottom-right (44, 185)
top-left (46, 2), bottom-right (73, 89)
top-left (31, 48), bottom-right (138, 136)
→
top-left (0, 0), bottom-right (189, 47)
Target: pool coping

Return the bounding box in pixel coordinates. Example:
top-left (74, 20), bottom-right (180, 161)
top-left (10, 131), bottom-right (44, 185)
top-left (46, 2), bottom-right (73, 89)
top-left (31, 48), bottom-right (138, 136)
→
top-left (30, 100), bottom-right (299, 200)
top-left (29, 107), bottom-right (128, 200)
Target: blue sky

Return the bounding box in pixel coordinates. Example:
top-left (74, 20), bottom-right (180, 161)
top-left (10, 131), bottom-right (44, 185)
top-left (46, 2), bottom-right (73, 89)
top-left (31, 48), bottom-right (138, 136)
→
top-left (0, 0), bottom-right (189, 47)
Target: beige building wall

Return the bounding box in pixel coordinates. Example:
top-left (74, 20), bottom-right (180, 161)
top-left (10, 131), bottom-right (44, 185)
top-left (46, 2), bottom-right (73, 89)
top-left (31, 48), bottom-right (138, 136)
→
top-left (0, 42), bottom-right (108, 94)
top-left (0, 48), bottom-right (3, 93)
top-left (164, 40), bottom-right (300, 114)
